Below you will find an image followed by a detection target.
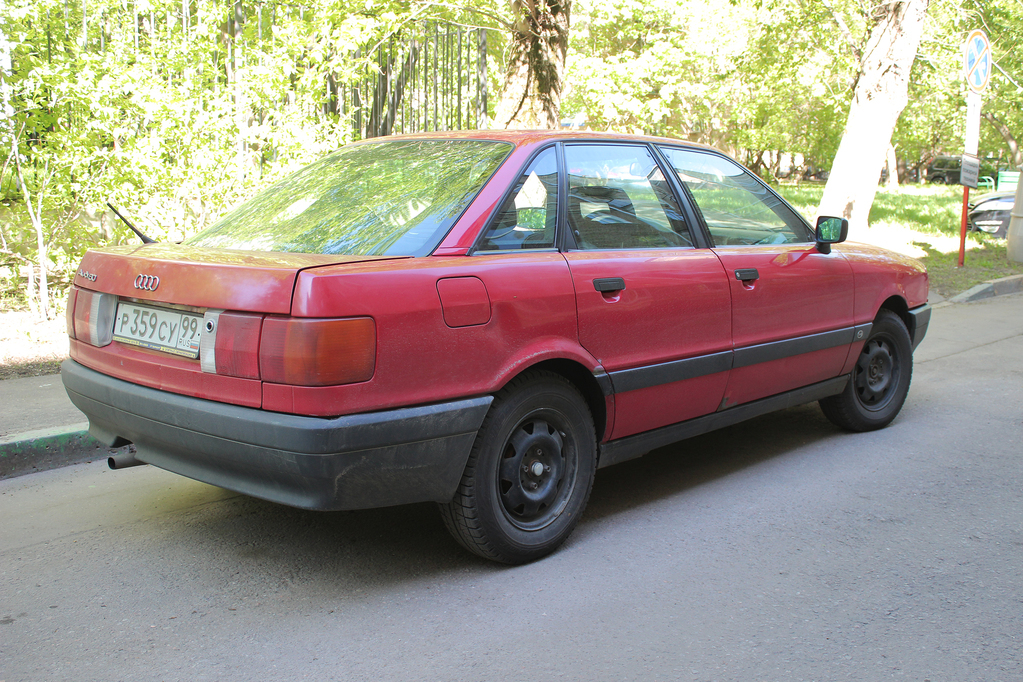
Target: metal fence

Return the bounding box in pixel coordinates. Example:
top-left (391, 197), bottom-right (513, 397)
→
top-left (327, 22), bottom-right (489, 140)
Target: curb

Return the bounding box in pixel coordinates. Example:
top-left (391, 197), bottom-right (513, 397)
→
top-left (0, 424), bottom-right (128, 480)
top-left (949, 273), bottom-right (1023, 304)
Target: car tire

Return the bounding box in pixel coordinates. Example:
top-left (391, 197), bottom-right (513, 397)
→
top-left (819, 309), bottom-right (913, 432)
top-left (438, 370), bottom-right (596, 564)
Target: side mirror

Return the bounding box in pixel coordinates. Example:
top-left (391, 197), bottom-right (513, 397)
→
top-left (815, 216), bottom-right (848, 254)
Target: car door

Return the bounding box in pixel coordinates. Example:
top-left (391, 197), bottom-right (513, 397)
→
top-left (658, 146), bottom-right (855, 407)
top-left (560, 143), bottom-right (733, 440)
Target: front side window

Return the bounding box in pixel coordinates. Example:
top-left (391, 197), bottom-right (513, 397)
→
top-left (659, 148), bottom-right (812, 246)
top-left (477, 147), bottom-right (559, 251)
top-left (565, 144), bottom-right (692, 250)
top-left (187, 139), bottom-right (512, 256)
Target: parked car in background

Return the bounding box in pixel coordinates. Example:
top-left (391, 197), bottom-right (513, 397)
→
top-left (62, 130), bottom-right (930, 564)
top-left (926, 155), bottom-right (961, 184)
top-left (969, 191), bottom-right (1015, 238)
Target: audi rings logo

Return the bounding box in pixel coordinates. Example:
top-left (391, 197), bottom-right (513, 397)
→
top-left (134, 274), bottom-right (160, 291)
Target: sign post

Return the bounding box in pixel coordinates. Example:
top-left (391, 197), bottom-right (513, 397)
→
top-left (959, 29), bottom-right (991, 267)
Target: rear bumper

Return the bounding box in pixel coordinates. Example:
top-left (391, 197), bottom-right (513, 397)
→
top-left (61, 359), bottom-right (491, 510)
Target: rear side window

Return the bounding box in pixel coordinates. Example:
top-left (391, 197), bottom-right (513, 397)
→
top-left (477, 147), bottom-right (559, 251)
top-left (187, 139), bottom-right (512, 256)
top-left (659, 147), bottom-right (812, 246)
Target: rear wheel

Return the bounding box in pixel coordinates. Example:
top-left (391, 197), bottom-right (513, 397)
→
top-left (439, 371), bottom-right (596, 564)
top-left (820, 310), bottom-right (913, 431)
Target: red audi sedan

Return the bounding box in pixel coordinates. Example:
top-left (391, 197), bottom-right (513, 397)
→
top-left (62, 130), bottom-right (930, 563)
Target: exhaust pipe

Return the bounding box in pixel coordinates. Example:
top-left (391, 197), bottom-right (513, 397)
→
top-left (108, 452), bottom-right (146, 470)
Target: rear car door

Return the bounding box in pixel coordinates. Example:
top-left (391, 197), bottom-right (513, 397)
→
top-left (658, 147), bottom-right (855, 407)
top-left (560, 143), bottom-right (733, 440)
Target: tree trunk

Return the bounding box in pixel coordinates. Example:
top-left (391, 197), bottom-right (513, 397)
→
top-left (1, 26), bottom-right (13, 146)
top-left (817, 0), bottom-right (929, 232)
top-left (14, 152), bottom-right (50, 320)
top-left (982, 112), bottom-right (1023, 167)
top-left (231, 0), bottom-right (250, 182)
top-left (493, 0), bottom-right (570, 129)
top-left (885, 144), bottom-right (899, 189)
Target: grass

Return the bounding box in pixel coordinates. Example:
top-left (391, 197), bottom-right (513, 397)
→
top-left (914, 241), bottom-right (1023, 300)
top-left (775, 182), bottom-right (1023, 300)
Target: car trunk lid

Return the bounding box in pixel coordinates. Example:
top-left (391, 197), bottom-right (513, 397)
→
top-left (74, 244), bottom-right (404, 314)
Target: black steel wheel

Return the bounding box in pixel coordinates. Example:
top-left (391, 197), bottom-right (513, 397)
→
top-left (820, 309), bottom-right (913, 432)
top-left (439, 370), bottom-right (596, 564)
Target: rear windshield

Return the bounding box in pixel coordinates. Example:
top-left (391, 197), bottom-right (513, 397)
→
top-left (187, 139), bottom-right (512, 256)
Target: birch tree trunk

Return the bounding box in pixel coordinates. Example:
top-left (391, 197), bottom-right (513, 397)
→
top-left (14, 153), bottom-right (51, 320)
top-left (817, 0), bottom-right (930, 233)
top-left (493, 0), bottom-right (570, 129)
top-left (885, 144), bottom-right (899, 189)
top-left (232, 0), bottom-right (249, 183)
top-left (0, 27), bottom-right (12, 148)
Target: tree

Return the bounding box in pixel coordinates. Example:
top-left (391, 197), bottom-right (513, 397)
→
top-left (562, 0), bottom-right (859, 172)
top-left (983, 112), bottom-right (1022, 167)
top-left (0, 0), bottom-right (492, 312)
top-left (493, 0), bottom-right (571, 128)
top-left (817, 0), bottom-right (931, 230)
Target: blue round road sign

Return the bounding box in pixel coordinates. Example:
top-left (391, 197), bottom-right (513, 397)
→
top-left (964, 30), bottom-right (991, 93)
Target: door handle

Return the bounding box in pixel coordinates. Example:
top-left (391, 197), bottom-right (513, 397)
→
top-left (734, 268), bottom-right (759, 282)
top-left (593, 277), bottom-right (626, 293)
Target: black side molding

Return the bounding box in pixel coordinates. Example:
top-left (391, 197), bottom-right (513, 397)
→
top-left (598, 375), bottom-right (850, 468)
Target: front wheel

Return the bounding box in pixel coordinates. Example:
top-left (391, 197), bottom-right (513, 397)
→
top-left (820, 310), bottom-right (913, 432)
top-left (439, 371), bottom-right (596, 564)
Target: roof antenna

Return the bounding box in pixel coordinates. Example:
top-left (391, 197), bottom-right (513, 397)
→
top-left (107, 202), bottom-right (156, 244)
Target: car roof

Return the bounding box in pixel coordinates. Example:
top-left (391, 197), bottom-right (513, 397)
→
top-left (349, 129), bottom-right (720, 153)
top-left (974, 191), bottom-right (1015, 202)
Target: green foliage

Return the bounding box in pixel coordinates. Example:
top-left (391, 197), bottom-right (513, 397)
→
top-left (0, 0), bottom-right (506, 309)
top-left (564, 0), bottom-right (864, 171)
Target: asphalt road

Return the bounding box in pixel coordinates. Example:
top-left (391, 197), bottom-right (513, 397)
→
top-left (2, 294), bottom-right (1021, 682)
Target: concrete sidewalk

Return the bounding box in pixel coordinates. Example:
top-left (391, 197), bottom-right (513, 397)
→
top-left (2, 285), bottom-right (1022, 479)
top-left (0, 372), bottom-right (126, 478)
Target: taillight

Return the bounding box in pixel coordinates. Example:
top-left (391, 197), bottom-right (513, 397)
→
top-left (66, 287), bottom-right (79, 340)
top-left (200, 310), bottom-right (263, 379)
top-left (259, 317), bottom-right (375, 386)
top-left (72, 289), bottom-right (117, 347)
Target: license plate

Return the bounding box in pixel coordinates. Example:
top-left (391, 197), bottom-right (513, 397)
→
top-left (112, 302), bottom-right (203, 358)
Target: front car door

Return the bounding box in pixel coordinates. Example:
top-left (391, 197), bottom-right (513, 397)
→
top-left (658, 147), bottom-right (855, 407)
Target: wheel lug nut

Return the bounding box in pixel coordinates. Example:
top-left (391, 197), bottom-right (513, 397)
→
top-left (530, 482), bottom-right (538, 490)
top-left (544, 465), bottom-right (551, 472)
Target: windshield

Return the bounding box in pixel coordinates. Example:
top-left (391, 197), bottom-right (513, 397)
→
top-left (187, 139), bottom-right (512, 256)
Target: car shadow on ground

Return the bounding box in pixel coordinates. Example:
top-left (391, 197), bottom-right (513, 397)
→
top-left (120, 402), bottom-right (846, 589)
top-left (583, 402), bottom-right (842, 522)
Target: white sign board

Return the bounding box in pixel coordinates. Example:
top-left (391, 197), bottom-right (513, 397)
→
top-left (962, 30), bottom-right (989, 188)
top-left (965, 90), bottom-right (982, 157)
top-left (960, 155), bottom-right (980, 189)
